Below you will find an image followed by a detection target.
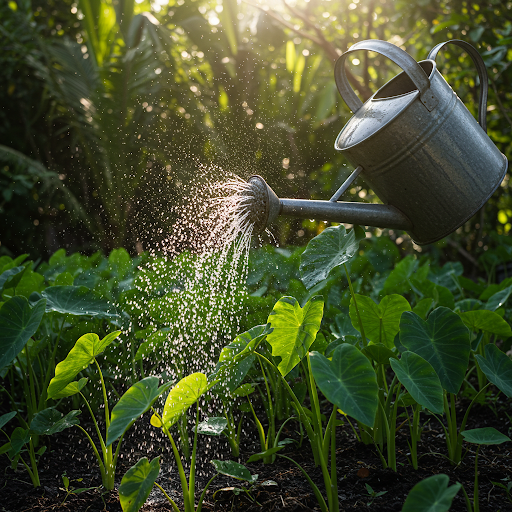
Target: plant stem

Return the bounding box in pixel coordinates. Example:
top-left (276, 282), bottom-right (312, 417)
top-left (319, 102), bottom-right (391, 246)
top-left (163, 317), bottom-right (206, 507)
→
top-left (344, 263), bottom-right (367, 346)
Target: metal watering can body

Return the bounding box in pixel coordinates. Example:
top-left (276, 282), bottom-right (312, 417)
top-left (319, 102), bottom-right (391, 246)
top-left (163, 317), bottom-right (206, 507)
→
top-left (333, 39), bottom-right (507, 244)
top-left (247, 39), bottom-right (507, 245)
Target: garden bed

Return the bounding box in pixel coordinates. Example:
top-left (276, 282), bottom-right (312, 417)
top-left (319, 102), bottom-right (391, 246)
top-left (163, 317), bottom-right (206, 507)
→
top-left (2, 397), bottom-right (511, 512)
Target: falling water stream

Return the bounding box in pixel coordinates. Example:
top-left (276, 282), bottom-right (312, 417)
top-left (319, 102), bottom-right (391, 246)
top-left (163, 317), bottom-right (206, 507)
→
top-left (121, 172), bottom-right (264, 489)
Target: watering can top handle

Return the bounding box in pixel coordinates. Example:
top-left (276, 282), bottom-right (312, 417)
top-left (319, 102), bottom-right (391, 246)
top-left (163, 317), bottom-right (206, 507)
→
top-left (335, 39), bottom-right (438, 114)
top-left (427, 39), bottom-right (488, 133)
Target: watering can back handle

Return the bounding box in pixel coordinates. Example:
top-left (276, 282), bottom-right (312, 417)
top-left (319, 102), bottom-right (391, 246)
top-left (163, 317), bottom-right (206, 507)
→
top-left (427, 39), bottom-right (488, 133)
top-left (334, 39), bottom-right (438, 114)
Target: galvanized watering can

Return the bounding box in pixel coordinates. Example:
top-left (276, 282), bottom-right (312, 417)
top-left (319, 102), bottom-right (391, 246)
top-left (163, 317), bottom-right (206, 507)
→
top-left (247, 39), bottom-right (508, 245)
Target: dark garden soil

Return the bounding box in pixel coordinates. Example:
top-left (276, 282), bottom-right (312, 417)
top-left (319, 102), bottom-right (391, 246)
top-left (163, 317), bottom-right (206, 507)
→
top-left (1, 396), bottom-right (512, 512)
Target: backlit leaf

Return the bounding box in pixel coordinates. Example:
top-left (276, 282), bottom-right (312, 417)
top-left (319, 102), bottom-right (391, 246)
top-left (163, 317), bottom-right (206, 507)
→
top-left (47, 331), bottom-right (121, 399)
top-left (266, 296), bottom-right (324, 376)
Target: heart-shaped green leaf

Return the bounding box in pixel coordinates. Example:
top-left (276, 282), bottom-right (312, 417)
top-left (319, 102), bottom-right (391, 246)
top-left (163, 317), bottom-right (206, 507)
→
top-left (459, 310), bottom-right (511, 338)
top-left (485, 285), bottom-right (512, 311)
top-left (0, 266), bottom-right (26, 292)
top-left (382, 255), bottom-right (418, 294)
top-left (119, 457), bottom-right (160, 512)
top-left (246, 446), bottom-right (284, 463)
top-left (9, 427), bottom-right (31, 457)
top-left (197, 417), bottom-right (228, 436)
top-left (30, 408), bottom-right (81, 435)
top-left (310, 344), bottom-right (378, 427)
top-left (106, 377), bottom-right (171, 447)
top-left (362, 343), bottom-right (398, 365)
top-left (211, 460), bottom-right (257, 482)
top-left (402, 474), bottom-right (461, 512)
top-left (51, 377), bottom-right (88, 399)
top-left (389, 352), bottom-right (444, 414)
top-left (299, 225), bottom-right (365, 290)
top-left (42, 286), bottom-right (119, 318)
top-left (47, 331), bottom-right (121, 399)
top-left (267, 296), bottom-right (324, 376)
top-left (400, 308), bottom-right (470, 394)
top-left (0, 412), bottom-right (16, 430)
top-left (350, 294), bottom-right (411, 348)
top-left (0, 296), bottom-right (46, 370)
top-left (461, 427), bottom-right (511, 445)
top-left (475, 344), bottom-right (512, 398)
top-left (160, 373), bottom-right (210, 429)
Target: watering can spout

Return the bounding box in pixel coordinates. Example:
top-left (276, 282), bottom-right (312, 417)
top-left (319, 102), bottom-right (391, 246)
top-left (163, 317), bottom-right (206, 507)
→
top-left (245, 175), bottom-right (413, 235)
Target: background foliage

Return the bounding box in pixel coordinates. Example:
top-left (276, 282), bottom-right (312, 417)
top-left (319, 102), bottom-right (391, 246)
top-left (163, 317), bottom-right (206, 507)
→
top-left (1, 0), bottom-right (511, 267)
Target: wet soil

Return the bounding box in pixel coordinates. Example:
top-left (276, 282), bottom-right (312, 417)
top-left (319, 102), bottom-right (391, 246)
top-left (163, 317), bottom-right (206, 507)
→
top-left (1, 397), bottom-right (512, 512)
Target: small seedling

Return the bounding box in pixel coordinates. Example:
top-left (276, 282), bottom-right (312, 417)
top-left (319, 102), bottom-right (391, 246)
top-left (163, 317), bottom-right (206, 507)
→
top-left (365, 483), bottom-right (387, 507)
top-left (60, 472), bottom-right (98, 505)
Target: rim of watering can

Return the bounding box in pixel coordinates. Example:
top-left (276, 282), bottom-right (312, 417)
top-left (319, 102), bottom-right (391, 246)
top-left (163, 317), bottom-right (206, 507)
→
top-left (335, 60), bottom-right (437, 152)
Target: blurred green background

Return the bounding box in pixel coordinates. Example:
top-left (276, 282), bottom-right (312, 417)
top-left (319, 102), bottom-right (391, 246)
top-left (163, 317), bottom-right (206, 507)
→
top-left (1, 0), bottom-right (511, 262)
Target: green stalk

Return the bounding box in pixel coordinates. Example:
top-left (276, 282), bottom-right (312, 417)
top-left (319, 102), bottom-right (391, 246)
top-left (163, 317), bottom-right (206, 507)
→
top-left (161, 421), bottom-right (191, 512)
top-left (344, 263), bottom-right (367, 346)
top-left (188, 406), bottom-right (200, 512)
top-left (454, 384), bottom-right (490, 463)
top-left (278, 454), bottom-right (329, 512)
top-left (330, 405), bottom-right (339, 512)
top-left (94, 359), bottom-right (110, 429)
top-left (155, 482), bottom-right (181, 512)
top-left (76, 424), bottom-right (107, 484)
top-left (27, 438), bottom-right (40, 487)
top-left (247, 397), bottom-right (268, 453)
top-left (306, 354), bottom-right (325, 466)
top-left (196, 474), bottom-right (218, 512)
top-left (18, 453), bottom-right (39, 487)
top-left (258, 359), bottom-right (275, 458)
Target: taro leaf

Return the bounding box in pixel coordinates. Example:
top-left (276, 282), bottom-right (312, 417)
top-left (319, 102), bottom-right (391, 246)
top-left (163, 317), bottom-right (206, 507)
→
top-left (214, 325), bottom-right (268, 392)
top-left (42, 285), bottom-right (119, 318)
top-left (160, 373), bottom-right (210, 428)
top-left (400, 308), bottom-right (470, 394)
top-left (47, 331), bottom-right (121, 399)
top-left (310, 344), bottom-right (378, 427)
top-left (51, 377), bottom-right (88, 399)
top-left (0, 266), bottom-right (26, 292)
top-left (459, 310), bottom-right (512, 339)
top-left (197, 417), bottom-right (228, 436)
top-left (485, 285), bottom-right (512, 311)
top-left (389, 352), bottom-right (444, 414)
top-left (30, 408), bottom-right (81, 435)
top-left (232, 383), bottom-right (255, 397)
top-left (402, 474), bottom-right (461, 512)
top-left (119, 457), bottom-right (160, 512)
top-left (299, 225), bottom-right (365, 290)
top-left (362, 343), bottom-right (398, 365)
top-left (9, 427), bottom-right (31, 456)
top-left (475, 344), bottom-right (512, 398)
top-left (266, 296), bottom-right (324, 377)
top-left (246, 446), bottom-right (284, 463)
top-left (106, 377), bottom-right (171, 447)
top-left (461, 427), bottom-right (511, 445)
top-left (0, 296), bottom-right (46, 370)
top-left (349, 294), bottom-right (411, 348)
top-left (382, 255), bottom-right (418, 294)
top-left (0, 411), bottom-right (16, 430)
top-left (413, 298), bottom-right (434, 320)
top-left (211, 460), bottom-right (257, 483)
top-left (134, 329), bottom-right (170, 362)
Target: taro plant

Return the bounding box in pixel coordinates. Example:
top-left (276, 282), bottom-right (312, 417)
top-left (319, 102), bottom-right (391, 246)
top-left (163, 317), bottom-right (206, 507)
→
top-left (402, 474), bottom-right (461, 512)
top-left (116, 372), bottom-right (266, 512)
top-left (218, 293), bottom-right (379, 512)
top-left (460, 427), bottom-right (511, 512)
top-left (0, 407), bottom-right (80, 487)
top-left (118, 456), bottom-right (258, 512)
top-left (47, 331), bottom-right (169, 490)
